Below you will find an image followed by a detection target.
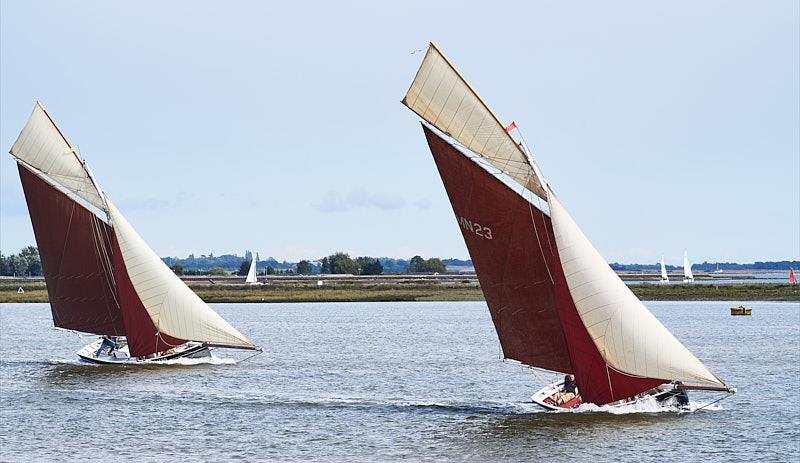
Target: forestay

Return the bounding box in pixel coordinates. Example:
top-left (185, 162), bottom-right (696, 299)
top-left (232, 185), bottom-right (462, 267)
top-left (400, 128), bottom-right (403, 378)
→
top-left (107, 200), bottom-right (255, 349)
top-left (10, 103), bottom-right (106, 211)
top-left (547, 191), bottom-right (723, 386)
top-left (402, 43), bottom-right (546, 199)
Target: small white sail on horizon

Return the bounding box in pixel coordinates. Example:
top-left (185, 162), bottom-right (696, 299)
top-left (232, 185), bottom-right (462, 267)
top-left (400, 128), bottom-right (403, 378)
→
top-left (245, 252), bottom-right (258, 284)
top-left (683, 251), bottom-right (694, 283)
top-left (660, 256), bottom-right (669, 283)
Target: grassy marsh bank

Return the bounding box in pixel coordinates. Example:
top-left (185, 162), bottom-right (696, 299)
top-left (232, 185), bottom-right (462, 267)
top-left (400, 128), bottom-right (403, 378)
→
top-left (1, 278), bottom-right (798, 303)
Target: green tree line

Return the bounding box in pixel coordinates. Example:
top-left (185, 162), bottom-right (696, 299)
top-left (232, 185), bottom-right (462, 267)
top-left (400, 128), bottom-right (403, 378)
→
top-left (0, 246), bottom-right (42, 276)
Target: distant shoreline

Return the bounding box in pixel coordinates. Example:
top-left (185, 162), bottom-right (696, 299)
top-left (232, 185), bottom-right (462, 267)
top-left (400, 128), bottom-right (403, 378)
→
top-left (1, 277), bottom-right (797, 303)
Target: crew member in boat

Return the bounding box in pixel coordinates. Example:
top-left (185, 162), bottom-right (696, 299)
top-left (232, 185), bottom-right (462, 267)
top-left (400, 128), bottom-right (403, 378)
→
top-left (555, 374), bottom-right (578, 405)
top-left (95, 336), bottom-right (116, 356)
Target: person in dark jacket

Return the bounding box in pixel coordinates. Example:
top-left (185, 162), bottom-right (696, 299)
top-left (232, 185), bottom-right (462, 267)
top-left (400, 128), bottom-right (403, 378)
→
top-left (563, 374), bottom-right (578, 394)
top-left (555, 374), bottom-right (578, 405)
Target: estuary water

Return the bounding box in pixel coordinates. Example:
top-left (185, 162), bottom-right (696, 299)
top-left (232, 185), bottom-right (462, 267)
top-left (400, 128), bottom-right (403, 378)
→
top-left (1, 301), bottom-right (798, 462)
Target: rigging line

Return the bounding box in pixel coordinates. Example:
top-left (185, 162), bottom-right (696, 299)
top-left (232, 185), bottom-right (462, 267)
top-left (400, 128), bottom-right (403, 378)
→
top-left (236, 348), bottom-right (264, 364)
top-left (527, 365), bottom-right (552, 387)
top-left (523, 171), bottom-right (554, 285)
top-left (49, 202), bottom-right (78, 328)
top-left (693, 393), bottom-right (731, 412)
top-left (90, 215), bottom-right (121, 323)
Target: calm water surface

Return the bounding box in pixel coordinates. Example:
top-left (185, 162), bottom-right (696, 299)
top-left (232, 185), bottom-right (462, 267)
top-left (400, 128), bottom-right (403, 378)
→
top-left (1, 301), bottom-right (798, 462)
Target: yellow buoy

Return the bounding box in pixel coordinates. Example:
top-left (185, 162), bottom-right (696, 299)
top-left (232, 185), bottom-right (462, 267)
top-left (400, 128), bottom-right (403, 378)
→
top-left (730, 306), bottom-right (752, 316)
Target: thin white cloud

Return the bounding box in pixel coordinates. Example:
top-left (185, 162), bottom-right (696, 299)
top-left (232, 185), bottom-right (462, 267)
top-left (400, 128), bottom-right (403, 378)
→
top-left (313, 189), bottom-right (406, 213)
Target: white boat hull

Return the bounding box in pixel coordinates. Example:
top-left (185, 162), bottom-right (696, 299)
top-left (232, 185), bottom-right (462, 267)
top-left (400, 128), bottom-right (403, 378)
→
top-left (77, 338), bottom-right (213, 364)
top-left (531, 380), bottom-right (684, 411)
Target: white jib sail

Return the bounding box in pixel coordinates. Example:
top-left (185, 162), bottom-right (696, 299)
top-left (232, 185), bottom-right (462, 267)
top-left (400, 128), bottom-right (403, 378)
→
top-left (548, 191), bottom-right (723, 386)
top-left (660, 256), bottom-right (669, 282)
top-left (683, 251), bottom-right (694, 281)
top-left (9, 103), bottom-right (106, 211)
top-left (402, 43), bottom-right (546, 199)
top-left (107, 199), bottom-right (254, 348)
top-left (245, 253), bottom-right (258, 284)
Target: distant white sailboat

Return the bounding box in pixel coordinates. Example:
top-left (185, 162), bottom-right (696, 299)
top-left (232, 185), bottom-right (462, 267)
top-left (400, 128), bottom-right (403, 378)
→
top-left (245, 252), bottom-right (260, 285)
top-left (683, 251), bottom-right (694, 283)
top-left (660, 256), bottom-right (669, 283)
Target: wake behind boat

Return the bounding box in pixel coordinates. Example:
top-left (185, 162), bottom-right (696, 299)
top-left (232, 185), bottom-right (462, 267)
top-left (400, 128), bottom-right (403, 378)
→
top-left (402, 43), bottom-right (735, 411)
top-left (10, 103), bottom-right (261, 365)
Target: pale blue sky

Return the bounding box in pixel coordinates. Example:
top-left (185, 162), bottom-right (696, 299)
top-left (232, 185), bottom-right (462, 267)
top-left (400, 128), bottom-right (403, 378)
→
top-left (1, 1), bottom-right (797, 264)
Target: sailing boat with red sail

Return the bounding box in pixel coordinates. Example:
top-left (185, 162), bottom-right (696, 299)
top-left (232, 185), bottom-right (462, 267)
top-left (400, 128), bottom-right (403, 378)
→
top-left (402, 43), bottom-right (735, 409)
top-left (10, 103), bottom-right (260, 364)
top-left (790, 268), bottom-right (797, 284)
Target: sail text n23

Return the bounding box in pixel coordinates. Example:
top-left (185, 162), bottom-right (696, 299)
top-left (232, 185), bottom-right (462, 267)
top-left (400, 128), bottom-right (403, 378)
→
top-left (458, 216), bottom-right (492, 240)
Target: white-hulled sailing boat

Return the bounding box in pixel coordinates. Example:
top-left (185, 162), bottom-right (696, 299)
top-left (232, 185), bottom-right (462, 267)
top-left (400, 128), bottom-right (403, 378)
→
top-left (660, 256), bottom-right (670, 283)
top-left (245, 252), bottom-right (260, 285)
top-left (683, 251), bottom-right (695, 283)
top-left (402, 43), bottom-right (734, 410)
top-left (10, 103), bottom-right (261, 364)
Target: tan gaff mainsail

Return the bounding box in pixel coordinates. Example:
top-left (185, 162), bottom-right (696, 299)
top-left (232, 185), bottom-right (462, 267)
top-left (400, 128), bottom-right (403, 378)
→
top-left (402, 43), bottom-right (546, 199)
top-left (10, 103), bottom-right (106, 211)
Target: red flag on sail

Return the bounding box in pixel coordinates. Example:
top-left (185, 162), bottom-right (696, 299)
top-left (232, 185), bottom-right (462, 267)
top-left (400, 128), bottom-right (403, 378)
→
top-left (504, 121), bottom-right (517, 133)
top-left (790, 268), bottom-right (797, 284)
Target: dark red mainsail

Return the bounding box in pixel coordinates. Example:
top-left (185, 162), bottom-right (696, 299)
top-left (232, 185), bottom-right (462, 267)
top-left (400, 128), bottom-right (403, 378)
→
top-left (422, 125), bottom-right (572, 374)
top-left (422, 125), bottom-right (664, 405)
top-left (18, 163), bottom-right (125, 336)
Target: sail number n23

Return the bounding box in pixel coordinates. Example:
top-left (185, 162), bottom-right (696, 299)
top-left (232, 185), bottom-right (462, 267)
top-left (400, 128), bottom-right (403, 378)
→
top-left (458, 216), bottom-right (492, 240)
